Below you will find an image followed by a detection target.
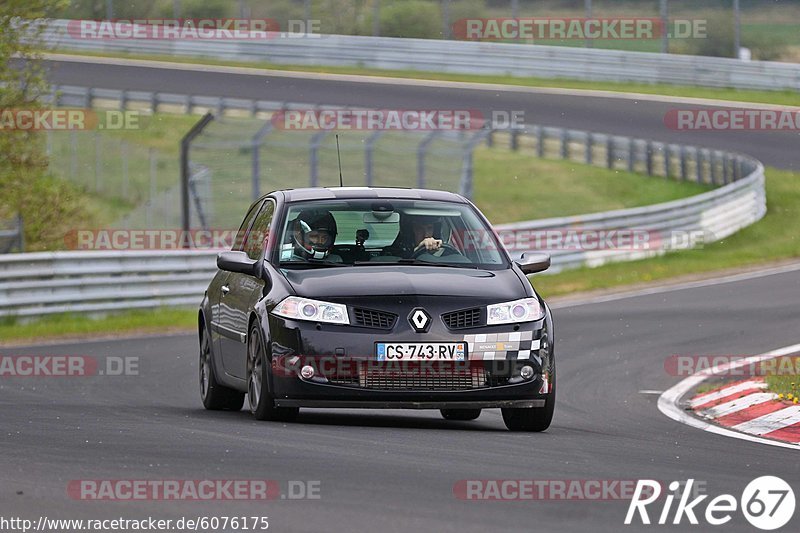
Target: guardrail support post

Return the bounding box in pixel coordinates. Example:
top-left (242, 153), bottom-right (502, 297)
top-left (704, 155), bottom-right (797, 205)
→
top-left (511, 128), bottom-right (519, 151)
top-left (585, 132), bottom-right (593, 164)
top-left (536, 126), bottom-right (545, 158)
top-left (606, 136), bottom-right (614, 169)
top-left (710, 152), bottom-right (719, 185)
top-left (680, 146), bottom-right (688, 181)
top-left (722, 154), bottom-right (730, 184)
top-left (560, 129), bottom-right (569, 159)
top-left (151, 92), bottom-right (159, 114)
top-left (645, 141), bottom-right (654, 176)
top-left (664, 145), bottom-right (671, 179)
top-left (696, 149), bottom-right (704, 183)
top-left (627, 138), bottom-right (635, 172)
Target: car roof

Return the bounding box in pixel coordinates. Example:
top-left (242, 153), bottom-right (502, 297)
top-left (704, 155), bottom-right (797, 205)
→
top-left (271, 187), bottom-right (469, 204)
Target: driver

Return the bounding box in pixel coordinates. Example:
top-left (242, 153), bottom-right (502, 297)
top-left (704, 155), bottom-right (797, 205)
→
top-left (410, 215), bottom-right (442, 253)
top-left (386, 214), bottom-right (443, 258)
top-left (292, 210), bottom-right (340, 261)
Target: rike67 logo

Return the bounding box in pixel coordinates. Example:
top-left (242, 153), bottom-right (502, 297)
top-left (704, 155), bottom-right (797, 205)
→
top-left (625, 477), bottom-right (795, 530)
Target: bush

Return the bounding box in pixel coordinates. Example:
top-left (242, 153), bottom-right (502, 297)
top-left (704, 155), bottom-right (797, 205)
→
top-left (379, 1), bottom-right (441, 39)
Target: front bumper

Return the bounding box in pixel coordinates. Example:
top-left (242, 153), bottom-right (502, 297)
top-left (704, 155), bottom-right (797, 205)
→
top-left (265, 310), bottom-right (553, 408)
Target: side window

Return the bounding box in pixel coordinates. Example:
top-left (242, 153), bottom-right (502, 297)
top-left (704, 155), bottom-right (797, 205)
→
top-left (232, 201), bottom-right (263, 251)
top-left (243, 201), bottom-right (276, 260)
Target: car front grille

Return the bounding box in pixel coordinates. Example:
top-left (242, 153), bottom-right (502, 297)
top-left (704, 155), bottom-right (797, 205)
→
top-left (327, 366), bottom-right (507, 390)
top-left (442, 308), bottom-right (483, 329)
top-left (352, 308), bottom-right (397, 330)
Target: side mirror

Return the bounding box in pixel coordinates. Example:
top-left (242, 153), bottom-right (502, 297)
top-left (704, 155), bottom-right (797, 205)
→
top-left (217, 251), bottom-right (257, 275)
top-left (515, 252), bottom-right (551, 275)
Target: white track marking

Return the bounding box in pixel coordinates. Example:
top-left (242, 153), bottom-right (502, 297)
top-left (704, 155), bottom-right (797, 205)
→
top-left (689, 381), bottom-right (768, 408)
top-left (732, 406), bottom-right (800, 435)
top-left (699, 392), bottom-right (777, 419)
top-left (659, 343), bottom-right (800, 451)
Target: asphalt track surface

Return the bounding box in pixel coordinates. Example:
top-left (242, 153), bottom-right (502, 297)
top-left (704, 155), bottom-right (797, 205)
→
top-left (1, 58), bottom-right (799, 532)
top-left (2, 268), bottom-right (799, 532)
top-left (34, 57), bottom-right (800, 170)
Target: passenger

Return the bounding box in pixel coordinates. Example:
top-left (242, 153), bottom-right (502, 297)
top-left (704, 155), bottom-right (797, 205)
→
top-left (292, 210), bottom-right (341, 261)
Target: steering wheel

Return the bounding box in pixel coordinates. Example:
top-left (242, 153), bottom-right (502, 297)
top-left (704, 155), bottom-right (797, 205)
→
top-left (412, 242), bottom-right (462, 259)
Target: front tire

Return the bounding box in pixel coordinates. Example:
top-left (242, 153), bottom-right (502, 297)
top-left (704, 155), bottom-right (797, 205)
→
top-left (199, 327), bottom-right (245, 411)
top-left (440, 408), bottom-right (481, 421)
top-left (247, 322), bottom-right (299, 422)
top-left (502, 370), bottom-right (556, 432)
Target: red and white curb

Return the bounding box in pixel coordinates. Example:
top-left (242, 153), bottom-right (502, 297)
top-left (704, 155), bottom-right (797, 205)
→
top-left (658, 343), bottom-right (800, 451)
top-left (691, 378), bottom-right (800, 444)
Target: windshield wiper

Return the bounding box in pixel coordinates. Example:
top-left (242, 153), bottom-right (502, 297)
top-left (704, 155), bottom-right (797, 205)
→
top-left (280, 261), bottom-right (349, 268)
top-left (353, 259), bottom-right (479, 269)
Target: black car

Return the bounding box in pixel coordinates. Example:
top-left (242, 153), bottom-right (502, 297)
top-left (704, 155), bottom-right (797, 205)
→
top-left (198, 187), bottom-right (555, 431)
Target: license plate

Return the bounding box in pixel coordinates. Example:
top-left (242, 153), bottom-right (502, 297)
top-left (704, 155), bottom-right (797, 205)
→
top-left (376, 342), bottom-right (466, 361)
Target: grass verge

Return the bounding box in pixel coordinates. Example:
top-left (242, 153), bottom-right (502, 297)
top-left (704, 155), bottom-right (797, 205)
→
top-left (52, 51), bottom-right (800, 108)
top-left (0, 308), bottom-right (196, 345)
top-left (532, 167), bottom-right (799, 298)
top-left (765, 376), bottom-right (800, 400)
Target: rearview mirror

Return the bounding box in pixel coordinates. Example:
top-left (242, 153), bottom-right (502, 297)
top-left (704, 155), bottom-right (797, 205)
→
top-left (217, 251), bottom-right (257, 275)
top-left (515, 252), bottom-right (551, 275)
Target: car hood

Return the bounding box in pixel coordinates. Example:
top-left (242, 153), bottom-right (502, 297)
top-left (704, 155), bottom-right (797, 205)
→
top-left (281, 265), bottom-right (527, 300)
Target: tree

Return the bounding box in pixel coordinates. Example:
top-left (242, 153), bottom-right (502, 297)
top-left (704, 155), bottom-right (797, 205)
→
top-left (0, 0), bottom-right (90, 251)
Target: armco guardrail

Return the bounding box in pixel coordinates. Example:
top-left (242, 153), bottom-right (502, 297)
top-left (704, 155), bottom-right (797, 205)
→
top-left (0, 150), bottom-right (764, 316)
top-left (0, 250), bottom-right (218, 317)
top-left (3, 81), bottom-right (767, 316)
top-left (495, 157), bottom-right (765, 273)
top-left (41, 19), bottom-right (800, 92)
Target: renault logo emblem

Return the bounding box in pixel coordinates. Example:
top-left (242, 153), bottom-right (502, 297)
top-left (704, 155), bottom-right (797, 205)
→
top-left (408, 308), bottom-right (431, 333)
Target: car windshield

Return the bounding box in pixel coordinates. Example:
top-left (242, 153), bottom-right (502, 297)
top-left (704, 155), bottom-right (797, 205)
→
top-left (277, 199), bottom-right (508, 270)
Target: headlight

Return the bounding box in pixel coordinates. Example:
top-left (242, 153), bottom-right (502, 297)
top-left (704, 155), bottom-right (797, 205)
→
top-left (486, 298), bottom-right (544, 325)
top-left (272, 296), bottom-right (349, 325)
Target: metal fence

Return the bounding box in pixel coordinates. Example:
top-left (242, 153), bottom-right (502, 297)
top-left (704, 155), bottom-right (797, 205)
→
top-left (0, 116), bottom-right (766, 315)
top-left (41, 19), bottom-right (800, 91)
top-left (46, 85), bottom-right (485, 231)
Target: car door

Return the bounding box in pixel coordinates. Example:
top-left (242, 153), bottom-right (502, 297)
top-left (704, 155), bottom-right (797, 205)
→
top-left (211, 200), bottom-right (262, 380)
top-left (218, 199), bottom-right (275, 380)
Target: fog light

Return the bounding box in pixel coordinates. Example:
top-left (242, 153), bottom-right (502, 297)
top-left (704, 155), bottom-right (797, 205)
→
top-left (300, 365), bottom-right (315, 379)
top-left (520, 365), bottom-right (535, 380)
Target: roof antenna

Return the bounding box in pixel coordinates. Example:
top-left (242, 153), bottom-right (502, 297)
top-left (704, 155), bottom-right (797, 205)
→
top-left (335, 134), bottom-right (344, 187)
